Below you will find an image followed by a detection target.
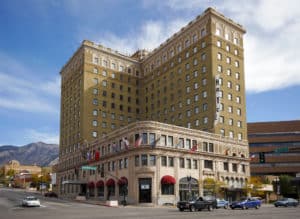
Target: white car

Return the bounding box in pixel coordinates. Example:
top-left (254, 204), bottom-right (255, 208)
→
top-left (22, 196), bottom-right (41, 207)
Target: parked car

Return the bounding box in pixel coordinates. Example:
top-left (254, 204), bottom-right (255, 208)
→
top-left (230, 197), bottom-right (261, 210)
top-left (22, 196), bottom-right (40, 207)
top-left (216, 198), bottom-right (229, 209)
top-left (177, 196), bottom-right (217, 212)
top-left (274, 198), bottom-right (299, 207)
top-left (44, 191), bottom-right (58, 198)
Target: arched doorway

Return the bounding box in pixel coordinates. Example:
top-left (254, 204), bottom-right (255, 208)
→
top-left (179, 177), bottom-right (199, 201)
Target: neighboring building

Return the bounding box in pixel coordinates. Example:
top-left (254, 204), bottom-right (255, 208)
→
top-left (248, 120), bottom-right (300, 176)
top-left (3, 160), bottom-right (41, 175)
top-left (57, 7), bottom-right (249, 205)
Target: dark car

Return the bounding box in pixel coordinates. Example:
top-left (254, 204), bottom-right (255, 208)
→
top-left (44, 191), bottom-right (58, 198)
top-left (230, 197), bottom-right (261, 210)
top-left (177, 196), bottom-right (216, 212)
top-left (274, 198), bottom-right (299, 207)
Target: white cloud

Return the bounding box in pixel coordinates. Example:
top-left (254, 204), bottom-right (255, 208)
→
top-left (0, 54), bottom-right (60, 113)
top-left (88, 19), bottom-right (188, 55)
top-left (143, 0), bottom-right (300, 93)
top-left (24, 129), bottom-right (59, 144)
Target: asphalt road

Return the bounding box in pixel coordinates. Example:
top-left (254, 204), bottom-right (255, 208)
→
top-left (1, 188), bottom-right (299, 219)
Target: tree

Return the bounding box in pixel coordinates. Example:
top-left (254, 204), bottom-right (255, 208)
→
top-left (202, 178), bottom-right (226, 197)
top-left (246, 176), bottom-right (265, 197)
top-left (279, 175), bottom-right (296, 197)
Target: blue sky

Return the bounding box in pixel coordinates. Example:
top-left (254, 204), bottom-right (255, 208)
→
top-left (0, 0), bottom-right (299, 146)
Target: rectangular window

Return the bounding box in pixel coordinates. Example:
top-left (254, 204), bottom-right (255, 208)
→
top-left (135, 155), bottom-right (140, 166)
top-left (232, 163), bottom-right (237, 172)
top-left (149, 133), bottom-right (155, 146)
top-left (204, 160), bottom-right (213, 170)
top-left (161, 156), bottom-right (167, 166)
top-left (224, 162), bottom-right (229, 171)
top-left (168, 157), bottom-right (174, 167)
top-left (203, 142), bottom-right (208, 152)
top-left (167, 136), bottom-right (173, 146)
top-left (193, 160), bottom-right (198, 169)
top-left (208, 143), bottom-right (214, 152)
top-left (124, 158), bottom-right (128, 168)
top-left (180, 158), bottom-right (185, 168)
top-left (178, 138), bottom-right (184, 148)
top-left (149, 155), bottom-right (156, 166)
top-left (187, 159), bottom-right (191, 169)
top-left (141, 154), bottom-right (147, 166)
top-left (142, 133), bottom-right (148, 144)
top-left (161, 135), bottom-right (167, 146)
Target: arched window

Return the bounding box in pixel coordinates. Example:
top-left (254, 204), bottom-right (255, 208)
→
top-left (118, 177), bottom-right (128, 196)
top-left (106, 178), bottom-right (115, 198)
top-left (96, 180), bottom-right (104, 197)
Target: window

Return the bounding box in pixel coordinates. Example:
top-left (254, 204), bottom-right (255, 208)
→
top-left (180, 158), bottom-right (185, 168)
top-left (135, 155), bottom-right (140, 166)
top-left (235, 61), bottom-right (239, 67)
top-left (185, 63), bottom-right (190, 70)
top-left (161, 156), bottom-right (167, 166)
top-left (102, 71), bottom-right (107, 77)
top-left (102, 80), bottom-right (107, 87)
top-left (161, 135), bottom-right (167, 146)
top-left (93, 67), bottom-right (98, 74)
top-left (226, 57), bottom-right (231, 64)
top-left (185, 51), bottom-right (190, 58)
top-left (238, 133), bottom-right (243, 140)
top-left (208, 143), bottom-right (214, 152)
top-left (141, 154), bottom-right (147, 166)
top-left (237, 120), bottom-right (242, 127)
top-left (149, 155), bottom-right (156, 166)
top-left (186, 87), bottom-right (191, 93)
top-left (236, 84), bottom-right (240, 91)
top-left (227, 69), bottom-right (231, 76)
top-left (228, 93), bottom-right (232, 101)
top-left (220, 129), bottom-right (225, 136)
top-left (226, 45), bottom-right (230, 52)
top-left (224, 162), bottom-right (229, 171)
top-left (228, 106), bottom-right (233, 113)
top-left (202, 91), bottom-right (207, 98)
top-left (217, 65), bottom-right (222, 72)
top-left (167, 136), bottom-right (173, 146)
top-left (232, 163), bottom-right (237, 172)
top-left (201, 53), bottom-right (206, 61)
top-left (142, 133), bottom-right (148, 144)
top-left (201, 41), bottom-right (206, 48)
top-left (168, 157), bottom-right (174, 167)
top-left (92, 131), bottom-right (97, 138)
top-left (102, 122), bottom-right (106, 128)
top-left (194, 94), bottom-right (199, 102)
top-left (161, 183), bottom-right (174, 195)
top-left (93, 98), bottom-right (98, 105)
top-left (193, 47), bottom-right (198, 53)
top-left (236, 96), bottom-right (241, 103)
top-left (219, 116), bottom-right (224, 123)
top-left (193, 58), bottom-right (198, 66)
top-left (202, 103), bottom-right (208, 111)
top-left (229, 118), bottom-right (233, 126)
top-left (194, 106), bottom-right (199, 114)
top-left (93, 78), bottom-right (98, 85)
top-left (203, 116), bottom-right (208, 124)
top-left (186, 110), bottom-right (191, 117)
top-left (225, 33), bottom-right (229, 40)
top-left (202, 66), bottom-right (207, 73)
top-left (234, 49), bottom-right (238, 55)
top-left (235, 72), bottom-right (240, 79)
top-left (234, 37), bottom-right (239, 45)
top-left (217, 40), bottom-right (221, 47)
top-left (242, 164), bottom-right (246, 173)
top-left (204, 160), bottom-right (213, 170)
top-left (229, 131), bottom-right (234, 138)
top-left (93, 109), bottom-right (98, 116)
top-left (92, 120), bottom-right (98, 127)
top-left (187, 159), bottom-right (191, 169)
top-left (193, 160), bottom-right (198, 169)
top-left (93, 88), bottom-right (98, 95)
top-left (237, 108), bottom-right (241, 115)
top-left (216, 28), bottom-right (221, 36)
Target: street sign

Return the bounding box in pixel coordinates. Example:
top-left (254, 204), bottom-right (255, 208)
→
top-left (81, 166), bottom-right (97, 171)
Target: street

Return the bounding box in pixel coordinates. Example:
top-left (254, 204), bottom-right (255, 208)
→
top-left (0, 188), bottom-right (299, 219)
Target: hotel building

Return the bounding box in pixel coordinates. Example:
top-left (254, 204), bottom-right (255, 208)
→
top-left (56, 7), bottom-right (249, 205)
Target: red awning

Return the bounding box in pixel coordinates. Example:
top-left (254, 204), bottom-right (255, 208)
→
top-left (117, 177), bottom-right (128, 186)
top-left (106, 178), bottom-right (115, 186)
top-left (161, 175), bottom-right (176, 185)
top-left (88, 181), bottom-right (95, 188)
top-left (96, 180), bottom-right (104, 187)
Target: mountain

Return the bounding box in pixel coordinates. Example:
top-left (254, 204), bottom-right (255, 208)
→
top-left (0, 142), bottom-right (59, 167)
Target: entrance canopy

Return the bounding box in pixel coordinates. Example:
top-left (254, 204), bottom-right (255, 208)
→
top-left (96, 180), bottom-right (104, 187)
top-left (88, 181), bottom-right (95, 188)
top-left (106, 178), bottom-right (115, 186)
top-left (118, 177), bottom-right (128, 185)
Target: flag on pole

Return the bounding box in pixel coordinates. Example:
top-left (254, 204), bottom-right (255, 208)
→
top-left (122, 137), bottom-right (130, 150)
top-left (135, 135), bottom-right (142, 147)
top-left (151, 138), bottom-right (160, 149)
top-left (95, 150), bottom-right (100, 161)
top-left (190, 143), bottom-right (197, 152)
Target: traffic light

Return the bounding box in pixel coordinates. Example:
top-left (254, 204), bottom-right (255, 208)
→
top-left (259, 152), bottom-right (265, 163)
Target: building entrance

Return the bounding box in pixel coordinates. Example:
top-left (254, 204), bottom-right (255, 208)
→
top-left (139, 178), bottom-right (152, 203)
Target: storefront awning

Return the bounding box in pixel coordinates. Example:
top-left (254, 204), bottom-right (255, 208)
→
top-left (88, 181), bottom-right (95, 188)
top-left (96, 180), bottom-right (104, 187)
top-left (106, 178), bottom-right (115, 186)
top-left (117, 177), bottom-right (128, 186)
top-left (161, 175), bottom-right (176, 185)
